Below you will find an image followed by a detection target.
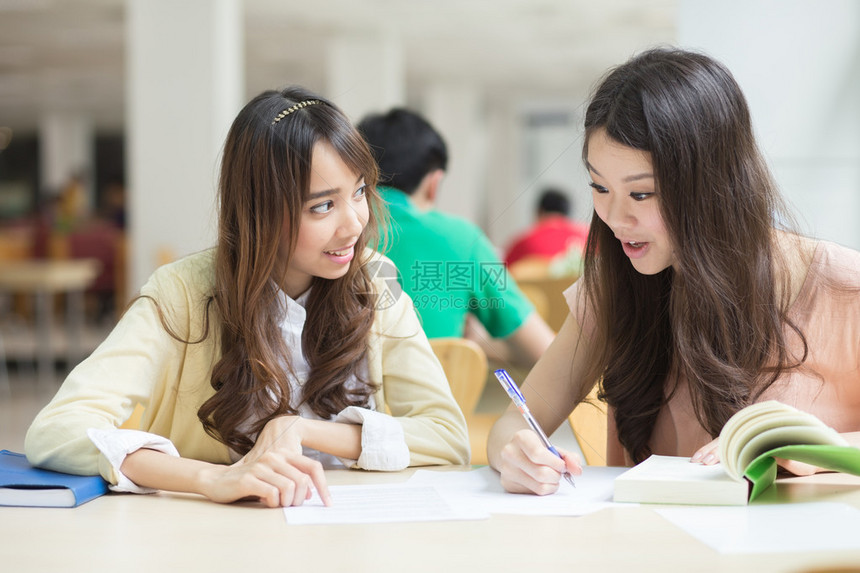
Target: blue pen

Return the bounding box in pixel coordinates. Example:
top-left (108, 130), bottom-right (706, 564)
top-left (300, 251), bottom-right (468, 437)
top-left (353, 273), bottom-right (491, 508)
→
top-left (494, 368), bottom-right (576, 487)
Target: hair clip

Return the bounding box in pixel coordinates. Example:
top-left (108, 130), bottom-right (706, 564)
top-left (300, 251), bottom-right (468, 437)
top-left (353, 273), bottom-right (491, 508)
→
top-left (271, 99), bottom-right (321, 125)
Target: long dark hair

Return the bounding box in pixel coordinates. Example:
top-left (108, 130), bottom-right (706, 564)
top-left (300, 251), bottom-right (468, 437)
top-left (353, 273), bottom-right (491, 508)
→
top-left (193, 86), bottom-right (384, 454)
top-left (579, 48), bottom-right (807, 462)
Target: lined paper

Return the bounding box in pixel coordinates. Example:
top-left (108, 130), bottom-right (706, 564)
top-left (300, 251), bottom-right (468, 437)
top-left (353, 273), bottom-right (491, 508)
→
top-left (283, 483), bottom-right (489, 524)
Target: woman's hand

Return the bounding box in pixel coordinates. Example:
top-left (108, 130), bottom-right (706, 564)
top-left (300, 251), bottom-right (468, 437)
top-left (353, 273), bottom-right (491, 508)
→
top-left (691, 438), bottom-right (720, 465)
top-left (201, 415), bottom-right (332, 508)
top-left (242, 415), bottom-right (305, 465)
top-left (121, 441), bottom-right (332, 508)
top-left (496, 429), bottom-right (582, 495)
top-left (200, 451), bottom-right (331, 507)
top-left (692, 437), bottom-right (819, 476)
top-left (775, 458), bottom-right (819, 476)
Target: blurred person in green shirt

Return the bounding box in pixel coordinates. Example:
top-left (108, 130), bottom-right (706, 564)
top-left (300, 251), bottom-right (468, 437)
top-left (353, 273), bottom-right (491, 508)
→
top-left (358, 109), bottom-right (555, 368)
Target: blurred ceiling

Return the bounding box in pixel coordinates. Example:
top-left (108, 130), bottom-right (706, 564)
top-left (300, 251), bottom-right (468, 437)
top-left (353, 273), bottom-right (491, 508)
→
top-left (0, 0), bottom-right (677, 132)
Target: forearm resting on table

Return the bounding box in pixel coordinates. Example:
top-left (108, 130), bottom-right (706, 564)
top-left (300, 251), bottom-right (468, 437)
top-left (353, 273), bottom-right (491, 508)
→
top-left (120, 420), bottom-right (362, 495)
top-left (298, 418), bottom-right (362, 460)
top-left (120, 448), bottom-right (220, 495)
top-left (121, 446), bottom-right (330, 507)
top-left (245, 416), bottom-right (363, 464)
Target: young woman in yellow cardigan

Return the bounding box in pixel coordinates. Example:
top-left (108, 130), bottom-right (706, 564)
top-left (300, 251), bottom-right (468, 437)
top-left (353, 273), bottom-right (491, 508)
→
top-left (27, 87), bottom-right (469, 507)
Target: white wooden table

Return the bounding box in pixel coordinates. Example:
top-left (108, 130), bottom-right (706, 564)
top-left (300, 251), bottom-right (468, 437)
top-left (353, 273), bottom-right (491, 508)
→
top-left (0, 258), bottom-right (101, 388)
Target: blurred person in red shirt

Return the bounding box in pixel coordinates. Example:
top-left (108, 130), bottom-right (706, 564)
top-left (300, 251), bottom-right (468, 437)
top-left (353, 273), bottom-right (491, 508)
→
top-left (504, 188), bottom-right (589, 267)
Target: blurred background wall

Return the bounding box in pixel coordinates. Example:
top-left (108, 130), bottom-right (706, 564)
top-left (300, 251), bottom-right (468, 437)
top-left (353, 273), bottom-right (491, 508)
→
top-left (0, 0), bottom-right (858, 309)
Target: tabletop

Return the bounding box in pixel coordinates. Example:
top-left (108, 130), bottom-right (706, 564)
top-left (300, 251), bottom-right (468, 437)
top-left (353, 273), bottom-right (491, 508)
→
top-left (3, 466), bottom-right (860, 573)
top-left (0, 258), bottom-right (101, 292)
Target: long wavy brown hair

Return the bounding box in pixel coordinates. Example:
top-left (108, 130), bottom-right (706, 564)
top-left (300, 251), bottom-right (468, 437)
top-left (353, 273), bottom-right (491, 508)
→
top-left (578, 48), bottom-right (807, 463)
top-left (194, 86), bottom-right (385, 454)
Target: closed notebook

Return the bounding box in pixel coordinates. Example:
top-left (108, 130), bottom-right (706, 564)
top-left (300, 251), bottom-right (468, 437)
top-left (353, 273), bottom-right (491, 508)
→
top-left (614, 401), bottom-right (860, 505)
top-left (0, 450), bottom-right (108, 507)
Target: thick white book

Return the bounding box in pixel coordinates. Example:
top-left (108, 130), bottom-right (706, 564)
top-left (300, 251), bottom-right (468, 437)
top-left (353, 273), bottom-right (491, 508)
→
top-left (613, 401), bottom-right (860, 506)
top-left (614, 454), bottom-right (749, 505)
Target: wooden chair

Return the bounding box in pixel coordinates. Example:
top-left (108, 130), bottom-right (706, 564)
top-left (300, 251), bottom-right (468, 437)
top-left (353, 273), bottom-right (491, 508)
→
top-left (508, 251), bottom-right (578, 333)
top-left (429, 337), bottom-right (488, 417)
top-left (514, 274), bottom-right (577, 332)
top-left (0, 226), bottom-right (33, 261)
top-left (517, 283), bottom-right (550, 323)
top-left (568, 386), bottom-right (608, 466)
top-left (156, 246), bottom-right (176, 267)
top-left (429, 337), bottom-right (490, 464)
top-left (508, 255), bottom-right (551, 281)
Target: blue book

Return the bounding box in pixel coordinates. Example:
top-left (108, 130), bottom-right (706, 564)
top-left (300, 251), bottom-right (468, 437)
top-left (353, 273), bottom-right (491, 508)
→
top-left (0, 450), bottom-right (109, 507)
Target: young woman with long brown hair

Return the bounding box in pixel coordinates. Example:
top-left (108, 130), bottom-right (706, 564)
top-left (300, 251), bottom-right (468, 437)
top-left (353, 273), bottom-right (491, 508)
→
top-left (488, 47), bottom-right (860, 495)
top-left (26, 87), bottom-right (469, 507)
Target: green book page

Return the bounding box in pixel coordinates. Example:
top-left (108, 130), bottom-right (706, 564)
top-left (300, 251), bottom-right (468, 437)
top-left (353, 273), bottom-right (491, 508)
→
top-left (744, 445), bottom-right (860, 501)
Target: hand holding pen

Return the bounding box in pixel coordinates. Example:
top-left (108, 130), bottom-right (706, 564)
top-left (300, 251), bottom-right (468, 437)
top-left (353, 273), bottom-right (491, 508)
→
top-left (494, 369), bottom-right (576, 487)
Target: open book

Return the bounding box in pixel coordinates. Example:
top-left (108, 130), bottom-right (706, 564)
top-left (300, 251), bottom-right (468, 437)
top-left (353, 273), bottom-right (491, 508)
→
top-left (614, 401), bottom-right (860, 505)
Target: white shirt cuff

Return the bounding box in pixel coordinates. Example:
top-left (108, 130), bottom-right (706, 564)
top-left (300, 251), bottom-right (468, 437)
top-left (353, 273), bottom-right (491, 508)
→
top-left (333, 406), bottom-right (410, 471)
top-left (87, 427), bottom-right (180, 493)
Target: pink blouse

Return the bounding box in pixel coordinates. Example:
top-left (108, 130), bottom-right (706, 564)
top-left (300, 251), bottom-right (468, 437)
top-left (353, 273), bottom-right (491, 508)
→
top-left (565, 241), bottom-right (860, 465)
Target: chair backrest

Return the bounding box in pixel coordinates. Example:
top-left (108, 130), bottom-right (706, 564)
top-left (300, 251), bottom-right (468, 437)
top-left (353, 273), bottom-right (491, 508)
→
top-left (517, 284), bottom-right (550, 324)
top-left (429, 337), bottom-right (488, 417)
top-left (508, 255), bottom-right (551, 281)
top-left (0, 226), bottom-right (32, 261)
top-left (515, 274), bottom-right (577, 332)
top-left (568, 386), bottom-right (608, 466)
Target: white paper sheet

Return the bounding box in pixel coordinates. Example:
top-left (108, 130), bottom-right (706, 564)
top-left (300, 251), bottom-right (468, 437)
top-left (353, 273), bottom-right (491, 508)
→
top-left (655, 502), bottom-right (860, 554)
top-left (408, 465), bottom-right (630, 516)
top-left (283, 483), bottom-right (489, 525)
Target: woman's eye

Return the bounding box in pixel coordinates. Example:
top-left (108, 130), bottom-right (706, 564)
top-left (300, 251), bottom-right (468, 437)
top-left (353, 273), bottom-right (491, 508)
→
top-left (310, 200), bottom-right (334, 214)
top-left (589, 182), bottom-right (608, 194)
top-left (630, 192), bottom-right (654, 201)
top-left (354, 185), bottom-right (367, 199)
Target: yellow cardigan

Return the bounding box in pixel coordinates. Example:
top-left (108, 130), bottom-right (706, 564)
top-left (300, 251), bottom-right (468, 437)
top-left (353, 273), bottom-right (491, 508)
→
top-left (25, 249), bottom-right (470, 483)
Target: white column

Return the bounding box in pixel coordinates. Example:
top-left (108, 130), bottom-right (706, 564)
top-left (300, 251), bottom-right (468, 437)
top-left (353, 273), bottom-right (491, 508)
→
top-left (503, 104), bottom-right (587, 250)
top-left (325, 31), bottom-right (404, 123)
top-left (126, 0), bottom-right (243, 295)
top-left (38, 113), bottom-right (94, 203)
top-left (484, 99), bottom-right (521, 246)
top-left (422, 84), bottom-right (486, 227)
top-left (679, 0), bottom-right (860, 248)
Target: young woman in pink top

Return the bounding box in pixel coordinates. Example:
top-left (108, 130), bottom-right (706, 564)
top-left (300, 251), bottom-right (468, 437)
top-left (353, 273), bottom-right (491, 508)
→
top-left (488, 47), bottom-right (860, 495)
